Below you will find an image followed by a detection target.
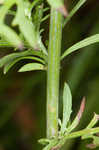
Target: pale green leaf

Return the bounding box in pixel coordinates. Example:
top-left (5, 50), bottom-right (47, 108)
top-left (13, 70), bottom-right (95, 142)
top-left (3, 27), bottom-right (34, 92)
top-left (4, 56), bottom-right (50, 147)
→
top-left (12, 0), bottom-right (38, 50)
top-left (0, 23), bottom-right (23, 49)
top-left (33, 4), bottom-right (43, 32)
top-left (61, 34), bottom-right (99, 60)
top-left (63, 0), bottom-right (87, 27)
top-left (18, 63), bottom-right (45, 72)
top-left (4, 56), bottom-right (45, 74)
top-left (0, 0), bottom-right (16, 21)
top-left (12, 0), bottom-right (47, 55)
top-left (61, 83), bottom-right (72, 134)
top-left (0, 0), bottom-right (22, 48)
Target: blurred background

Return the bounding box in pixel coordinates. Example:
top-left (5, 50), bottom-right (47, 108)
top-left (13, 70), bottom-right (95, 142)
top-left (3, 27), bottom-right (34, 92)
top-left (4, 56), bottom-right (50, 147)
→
top-left (0, 0), bottom-right (99, 150)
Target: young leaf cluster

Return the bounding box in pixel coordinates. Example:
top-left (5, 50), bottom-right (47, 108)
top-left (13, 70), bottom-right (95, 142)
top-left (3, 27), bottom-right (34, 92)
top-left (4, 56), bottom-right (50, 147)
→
top-left (0, 0), bottom-right (49, 73)
top-left (39, 83), bottom-right (99, 150)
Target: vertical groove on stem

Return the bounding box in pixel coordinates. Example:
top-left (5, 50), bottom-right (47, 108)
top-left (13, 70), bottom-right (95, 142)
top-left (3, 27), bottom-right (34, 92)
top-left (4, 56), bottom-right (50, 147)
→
top-left (47, 9), bottom-right (63, 138)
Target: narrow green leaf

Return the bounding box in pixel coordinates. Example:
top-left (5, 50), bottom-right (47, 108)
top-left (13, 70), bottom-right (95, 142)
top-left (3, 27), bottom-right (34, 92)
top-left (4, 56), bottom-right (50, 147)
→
top-left (67, 97), bottom-right (85, 133)
top-left (4, 56), bottom-right (45, 74)
top-left (0, 49), bottom-right (47, 68)
top-left (33, 4), bottom-right (43, 32)
top-left (38, 138), bottom-right (51, 145)
top-left (33, 5), bottom-right (48, 55)
top-left (61, 83), bottom-right (72, 134)
top-left (63, 0), bottom-right (87, 27)
top-left (41, 14), bottom-right (50, 22)
top-left (0, 41), bottom-right (11, 47)
top-left (61, 34), bottom-right (99, 60)
top-left (29, 0), bottom-right (40, 14)
top-left (82, 113), bottom-right (99, 139)
top-left (18, 63), bottom-right (45, 72)
top-left (86, 113), bottom-right (99, 129)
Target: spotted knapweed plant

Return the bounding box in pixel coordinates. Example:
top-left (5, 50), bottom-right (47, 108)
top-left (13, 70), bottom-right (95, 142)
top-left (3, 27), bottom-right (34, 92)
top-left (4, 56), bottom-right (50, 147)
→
top-left (0, 0), bottom-right (99, 149)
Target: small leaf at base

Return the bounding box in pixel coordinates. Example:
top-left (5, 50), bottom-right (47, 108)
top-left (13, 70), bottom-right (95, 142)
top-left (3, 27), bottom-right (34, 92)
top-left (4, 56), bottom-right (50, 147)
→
top-left (61, 82), bottom-right (72, 134)
top-left (18, 63), bottom-right (45, 72)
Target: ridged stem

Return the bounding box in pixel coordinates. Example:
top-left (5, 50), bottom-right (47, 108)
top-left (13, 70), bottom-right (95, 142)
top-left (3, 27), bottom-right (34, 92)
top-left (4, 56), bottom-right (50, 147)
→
top-left (47, 9), bottom-right (63, 138)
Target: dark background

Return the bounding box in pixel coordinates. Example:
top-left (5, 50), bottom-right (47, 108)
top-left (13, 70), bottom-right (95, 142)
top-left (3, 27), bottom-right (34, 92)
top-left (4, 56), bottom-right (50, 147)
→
top-left (0, 0), bottom-right (99, 150)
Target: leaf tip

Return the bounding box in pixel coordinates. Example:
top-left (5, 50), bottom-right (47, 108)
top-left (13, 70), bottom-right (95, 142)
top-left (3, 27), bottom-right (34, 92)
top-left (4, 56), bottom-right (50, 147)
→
top-left (77, 97), bottom-right (86, 120)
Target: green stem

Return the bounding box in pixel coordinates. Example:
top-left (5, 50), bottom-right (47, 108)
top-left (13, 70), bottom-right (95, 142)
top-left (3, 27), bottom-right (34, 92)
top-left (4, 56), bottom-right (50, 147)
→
top-left (47, 9), bottom-right (63, 138)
